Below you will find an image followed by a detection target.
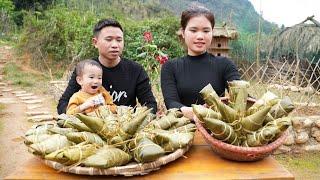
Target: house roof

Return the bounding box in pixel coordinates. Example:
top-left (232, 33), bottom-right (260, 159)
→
top-left (213, 26), bottom-right (238, 40)
top-left (270, 15), bottom-right (320, 59)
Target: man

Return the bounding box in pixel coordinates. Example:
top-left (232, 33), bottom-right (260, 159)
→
top-left (57, 19), bottom-right (157, 114)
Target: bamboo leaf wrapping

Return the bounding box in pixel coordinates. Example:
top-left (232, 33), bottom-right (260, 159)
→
top-left (66, 132), bottom-right (106, 146)
top-left (240, 105), bottom-right (272, 133)
top-left (133, 137), bottom-right (165, 163)
top-left (75, 113), bottom-right (116, 142)
top-left (122, 108), bottom-right (152, 135)
top-left (82, 146), bottom-right (131, 168)
top-left (202, 117), bottom-right (240, 145)
top-left (29, 134), bottom-right (72, 156)
top-left (245, 126), bottom-right (278, 147)
top-left (45, 144), bottom-right (97, 165)
top-left (25, 123), bottom-right (55, 136)
top-left (228, 80), bottom-right (250, 117)
top-left (48, 127), bottom-right (78, 135)
top-left (57, 114), bottom-right (93, 132)
top-left (199, 84), bottom-right (219, 110)
top-left (247, 91), bottom-right (279, 115)
top-left (192, 104), bottom-right (222, 121)
top-left (269, 96), bottom-right (295, 119)
top-left (153, 131), bottom-right (194, 152)
top-left (24, 134), bottom-right (52, 145)
top-left (147, 115), bottom-right (180, 130)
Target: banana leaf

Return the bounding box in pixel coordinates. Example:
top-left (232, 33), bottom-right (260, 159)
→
top-left (202, 117), bottom-right (240, 145)
top-left (192, 104), bottom-right (222, 122)
top-left (153, 131), bottom-right (194, 152)
top-left (25, 123), bottom-right (55, 136)
top-left (65, 132), bottom-right (106, 146)
top-left (75, 113), bottom-right (117, 142)
top-left (29, 134), bottom-right (72, 156)
top-left (57, 114), bottom-right (93, 132)
top-left (133, 137), bottom-right (165, 163)
top-left (82, 146), bottom-right (131, 168)
top-left (48, 127), bottom-right (78, 135)
top-left (45, 143), bottom-right (97, 165)
top-left (24, 134), bottom-right (52, 145)
top-left (240, 105), bottom-right (272, 133)
top-left (269, 96), bottom-right (295, 119)
top-left (228, 80), bottom-right (250, 117)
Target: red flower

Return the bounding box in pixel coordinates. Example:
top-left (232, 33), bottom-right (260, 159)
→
top-left (143, 31), bottom-right (153, 43)
top-left (156, 55), bottom-right (169, 64)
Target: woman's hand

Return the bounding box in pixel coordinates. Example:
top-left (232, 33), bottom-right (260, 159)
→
top-left (180, 106), bottom-right (194, 119)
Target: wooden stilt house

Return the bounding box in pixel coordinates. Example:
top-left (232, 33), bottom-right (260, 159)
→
top-left (208, 24), bottom-right (238, 57)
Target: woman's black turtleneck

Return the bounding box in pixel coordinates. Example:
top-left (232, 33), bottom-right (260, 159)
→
top-left (161, 52), bottom-right (240, 109)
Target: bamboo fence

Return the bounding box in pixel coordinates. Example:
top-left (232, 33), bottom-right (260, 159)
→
top-left (237, 57), bottom-right (320, 106)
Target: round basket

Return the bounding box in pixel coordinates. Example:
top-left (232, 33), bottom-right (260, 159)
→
top-left (194, 116), bottom-right (288, 162)
top-left (39, 142), bottom-right (192, 176)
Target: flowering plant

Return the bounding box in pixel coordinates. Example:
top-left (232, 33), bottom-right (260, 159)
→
top-left (135, 31), bottom-right (169, 81)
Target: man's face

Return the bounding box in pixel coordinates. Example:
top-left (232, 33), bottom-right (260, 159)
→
top-left (76, 64), bottom-right (103, 95)
top-left (92, 26), bottom-right (124, 62)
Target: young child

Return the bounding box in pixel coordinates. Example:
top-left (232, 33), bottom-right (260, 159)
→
top-left (66, 59), bottom-right (116, 115)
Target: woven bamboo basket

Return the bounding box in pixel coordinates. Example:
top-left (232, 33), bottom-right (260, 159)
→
top-left (194, 116), bottom-right (288, 161)
top-left (37, 141), bottom-right (192, 176)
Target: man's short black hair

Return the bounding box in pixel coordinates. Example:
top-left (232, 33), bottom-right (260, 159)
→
top-left (93, 18), bottom-right (123, 37)
top-left (76, 59), bottom-right (102, 76)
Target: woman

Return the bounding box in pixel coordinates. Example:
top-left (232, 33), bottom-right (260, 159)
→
top-left (161, 6), bottom-right (240, 119)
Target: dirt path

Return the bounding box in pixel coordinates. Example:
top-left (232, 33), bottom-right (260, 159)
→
top-left (0, 46), bottom-right (56, 178)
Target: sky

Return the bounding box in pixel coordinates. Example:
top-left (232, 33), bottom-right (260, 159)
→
top-left (248, 0), bottom-right (320, 27)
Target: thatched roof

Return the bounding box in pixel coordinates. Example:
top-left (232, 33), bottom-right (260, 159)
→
top-left (270, 16), bottom-right (320, 60)
top-left (213, 24), bottom-right (238, 40)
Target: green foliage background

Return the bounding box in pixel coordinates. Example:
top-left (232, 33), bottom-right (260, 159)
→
top-left (1, 0), bottom-right (280, 78)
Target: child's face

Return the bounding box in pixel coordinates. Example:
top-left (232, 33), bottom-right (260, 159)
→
top-left (76, 65), bottom-right (103, 95)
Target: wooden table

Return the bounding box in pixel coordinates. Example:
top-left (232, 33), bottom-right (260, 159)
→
top-left (5, 132), bottom-right (294, 180)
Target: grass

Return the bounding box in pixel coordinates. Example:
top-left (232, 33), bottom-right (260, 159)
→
top-left (3, 62), bottom-right (51, 94)
top-left (274, 153), bottom-right (320, 179)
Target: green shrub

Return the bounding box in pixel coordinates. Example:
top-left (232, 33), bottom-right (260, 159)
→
top-left (18, 7), bottom-right (185, 79)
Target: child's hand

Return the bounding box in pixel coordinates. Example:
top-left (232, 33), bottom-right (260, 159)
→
top-left (80, 97), bottom-right (96, 111)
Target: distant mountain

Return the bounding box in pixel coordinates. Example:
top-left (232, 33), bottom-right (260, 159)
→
top-left (62, 0), bottom-right (278, 34)
top-left (153, 0), bottom-right (278, 33)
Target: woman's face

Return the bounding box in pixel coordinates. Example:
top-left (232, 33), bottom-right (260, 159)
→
top-left (182, 15), bottom-right (213, 56)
